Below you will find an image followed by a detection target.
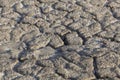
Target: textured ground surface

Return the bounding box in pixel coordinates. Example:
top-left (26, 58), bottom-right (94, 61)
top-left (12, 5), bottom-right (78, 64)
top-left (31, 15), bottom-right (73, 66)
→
top-left (0, 0), bottom-right (120, 80)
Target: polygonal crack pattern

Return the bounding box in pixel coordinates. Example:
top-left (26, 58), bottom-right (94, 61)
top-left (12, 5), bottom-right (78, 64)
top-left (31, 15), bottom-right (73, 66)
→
top-left (0, 0), bottom-right (120, 80)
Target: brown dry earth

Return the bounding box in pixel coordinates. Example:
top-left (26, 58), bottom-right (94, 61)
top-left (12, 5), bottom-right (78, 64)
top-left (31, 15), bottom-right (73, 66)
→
top-left (0, 0), bottom-right (120, 80)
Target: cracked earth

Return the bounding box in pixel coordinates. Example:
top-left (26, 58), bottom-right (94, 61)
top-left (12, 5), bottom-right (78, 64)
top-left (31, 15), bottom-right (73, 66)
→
top-left (0, 0), bottom-right (120, 80)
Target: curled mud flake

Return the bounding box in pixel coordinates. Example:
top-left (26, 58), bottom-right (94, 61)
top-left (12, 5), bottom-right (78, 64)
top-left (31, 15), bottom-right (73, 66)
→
top-left (0, 0), bottom-right (120, 79)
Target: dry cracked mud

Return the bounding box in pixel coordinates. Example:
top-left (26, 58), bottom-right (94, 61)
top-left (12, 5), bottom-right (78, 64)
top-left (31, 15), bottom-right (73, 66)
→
top-left (0, 0), bottom-right (120, 80)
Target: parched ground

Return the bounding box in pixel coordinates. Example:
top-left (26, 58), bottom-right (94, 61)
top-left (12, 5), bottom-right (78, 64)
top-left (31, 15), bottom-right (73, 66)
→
top-left (0, 0), bottom-right (120, 80)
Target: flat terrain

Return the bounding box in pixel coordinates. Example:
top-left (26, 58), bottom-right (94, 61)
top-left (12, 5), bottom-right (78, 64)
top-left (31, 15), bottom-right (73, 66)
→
top-left (0, 0), bottom-right (120, 80)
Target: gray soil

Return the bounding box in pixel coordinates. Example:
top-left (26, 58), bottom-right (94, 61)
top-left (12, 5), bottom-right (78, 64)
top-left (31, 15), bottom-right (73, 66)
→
top-left (0, 0), bottom-right (120, 80)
